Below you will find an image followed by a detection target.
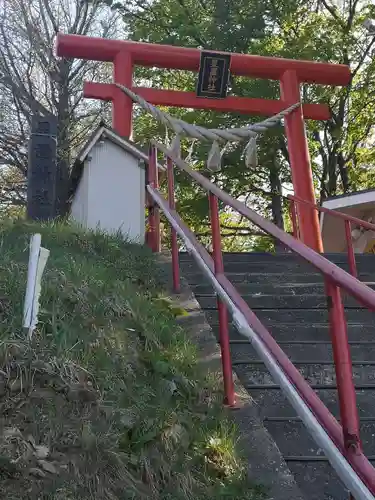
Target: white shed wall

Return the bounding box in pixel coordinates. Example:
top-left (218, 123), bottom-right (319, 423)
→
top-left (71, 139), bottom-right (145, 243)
top-left (71, 162), bottom-right (89, 226)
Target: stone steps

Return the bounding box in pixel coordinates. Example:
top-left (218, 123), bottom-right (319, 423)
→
top-left (179, 251), bottom-right (375, 500)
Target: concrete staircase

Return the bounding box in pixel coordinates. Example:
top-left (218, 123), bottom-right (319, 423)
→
top-left (179, 251), bottom-right (375, 500)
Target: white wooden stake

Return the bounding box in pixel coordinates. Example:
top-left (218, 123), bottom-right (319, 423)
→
top-left (23, 234), bottom-right (49, 340)
top-left (30, 247), bottom-right (50, 334)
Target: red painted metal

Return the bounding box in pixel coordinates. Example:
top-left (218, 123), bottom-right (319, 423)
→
top-left (280, 71), bottom-right (323, 252)
top-left (325, 279), bottom-right (362, 454)
top-left (154, 142), bottom-right (375, 310)
top-left (83, 82), bottom-right (331, 121)
top-left (113, 52), bottom-right (133, 137)
top-left (147, 182), bottom-right (375, 493)
top-left (147, 146), bottom-right (160, 252)
top-left (216, 273), bottom-right (375, 493)
top-left (148, 145), bottom-right (375, 492)
top-left (84, 82), bottom-right (115, 101)
top-left (345, 220), bottom-right (358, 278)
top-left (56, 33), bottom-right (351, 85)
top-left (209, 192), bottom-right (235, 406)
top-left (146, 145), bottom-right (155, 251)
top-left (288, 198), bottom-right (299, 239)
top-left (167, 156), bottom-right (180, 292)
top-left (287, 194), bottom-right (375, 278)
top-left (57, 33), bottom-right (352, 250)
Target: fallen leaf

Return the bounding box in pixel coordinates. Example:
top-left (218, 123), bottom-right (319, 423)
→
top-left (49, 451), bottom-right (66, 462)
top-left (37, 460), bottom-right (58, 474)
top-left (3, 427), bottom-right (22, 439)
top-left (164, 380), bottom-right (178, 394)
top-left (27, 435), bottom-right (36, 448)
top-left (34, 445), bottom-right (49, 459)
top-left (29, 467), bottom-right (46, 478)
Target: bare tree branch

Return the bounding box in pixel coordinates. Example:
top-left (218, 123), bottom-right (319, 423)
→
top-left (0, 0), bottom-right (120, 213)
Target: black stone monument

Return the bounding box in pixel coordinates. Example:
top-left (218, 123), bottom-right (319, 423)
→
top-left (27, 115), bottom-right (58, 220)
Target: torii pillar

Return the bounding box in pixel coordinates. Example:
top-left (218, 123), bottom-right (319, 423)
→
top-left (56, 34), bottom-right (351, 252)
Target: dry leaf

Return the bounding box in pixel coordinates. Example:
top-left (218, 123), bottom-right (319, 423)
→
top-left (34, 445), bottom-right (50, 459)
top-left (37, 460), bottom-right (58, 474)
top-left (3, 427), bottom-right (22, 439)
top-left (29, 467), bottom-right (46, 478)
top-left (27, 435), bottom-right (36, 448)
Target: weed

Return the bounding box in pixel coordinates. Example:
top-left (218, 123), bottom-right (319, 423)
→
top-left (0, 219), bottom-right (265, 499)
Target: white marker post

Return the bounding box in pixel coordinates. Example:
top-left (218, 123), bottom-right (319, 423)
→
top-left (23, 234), bottom-right (50, 340)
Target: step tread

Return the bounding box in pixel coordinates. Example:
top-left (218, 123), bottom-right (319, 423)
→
top-left (230, 339), bottom-right (375, 344)
top-left (232, 359), bottom-right (375, 365)
top-left (181, 251), bottom-right (375, 500)
top-left (239, 387), bottom-right (375, 419)
top-left (244, 383), bottom-right (375, 389)
top-left (264, 419), bottom-right (375, 456)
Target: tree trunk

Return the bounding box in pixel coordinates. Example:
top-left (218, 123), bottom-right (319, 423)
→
top-left (269, 161), bottom-right (285, 253)
top-left (338, 151), bottom-right (350, 192)
top-left (56, 59), bottom-right (71, 217)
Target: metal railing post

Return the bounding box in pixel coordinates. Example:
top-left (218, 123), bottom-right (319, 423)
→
top-left (167, 156), bottom-right (180, 292)
top-left (208, 192), bottom-right (235, 406)
top-left (345, 220), bottom-right (358, 278)
top-left (147, 145), bottom-right (160, 252)
top-left (150, 142), bottom-right (375, 494)
top-left (325, 279), bottom-right (362, 456)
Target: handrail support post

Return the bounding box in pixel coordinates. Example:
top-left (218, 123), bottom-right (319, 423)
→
top-left (209, 192), bottom-right (235, 407)
top-left (167, 156), bottom-right (180, 292)
top-left (146, 143), bottom-right (375, 493)
top-left (325, 279), bottom-right (362, 456)
top-left (345, 220), bottom-right (358, 278)
top-left (147, 145), bottom-right (161, 252)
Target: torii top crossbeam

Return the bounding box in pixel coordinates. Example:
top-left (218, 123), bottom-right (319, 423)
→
top-left (57, 34), bottom-right (349, 85)
top-left (56, 33), bottom-right (351, 252)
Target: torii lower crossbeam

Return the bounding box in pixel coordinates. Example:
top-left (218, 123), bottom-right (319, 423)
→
top-left (84, 82), bottom-right (331, 121)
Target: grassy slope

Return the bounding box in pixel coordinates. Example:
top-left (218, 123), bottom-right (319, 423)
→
top-left (0, 220), bottom-right (265, 500)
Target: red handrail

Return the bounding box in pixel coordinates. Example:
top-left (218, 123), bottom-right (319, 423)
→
top-left (146, 142), bottom-right (375, 495)
top-left (156, 142), bottom-right (375, 310)
top-left (288, 194), bottom-right (375, 278)
top-left (289, 193), bottom-right (375, 232)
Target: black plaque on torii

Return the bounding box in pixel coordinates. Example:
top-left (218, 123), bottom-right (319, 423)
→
top-left (27, 115), bottom-right (57, 221)
top-left (196, 51), bottom-right (231, 99)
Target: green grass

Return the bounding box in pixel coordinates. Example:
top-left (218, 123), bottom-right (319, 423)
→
top-left (0, 219), bottom-right (266, 499)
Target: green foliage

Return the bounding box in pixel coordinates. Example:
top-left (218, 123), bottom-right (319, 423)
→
top-left (262, 1), bottom-right (375, 199)
top-left (95, 0), bottom-right (375, 250)
top-left (106, 0), bottom-right (286, 251)
top-left (154, 296), bottom-right (189, 317)
top-left (0, 221), bottom-right (264, 499)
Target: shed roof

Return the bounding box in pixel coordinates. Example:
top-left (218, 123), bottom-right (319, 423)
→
top-left (69, 122), bottom-right (162, 200)
top-left (77, 122), bottom-right (149, 164)
top-left (322, 188), bottom-right (375, 211)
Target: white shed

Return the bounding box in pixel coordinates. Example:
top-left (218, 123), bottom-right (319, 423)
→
top-left (69, 125), bottom-right (148, 243)
top-left (320, 189), bottom-right (375, 253)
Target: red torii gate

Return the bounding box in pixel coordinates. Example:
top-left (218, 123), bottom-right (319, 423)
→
top-left (56, 34), bottom-right (351, 252)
